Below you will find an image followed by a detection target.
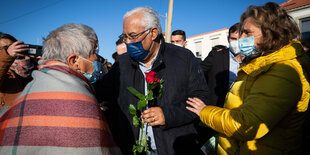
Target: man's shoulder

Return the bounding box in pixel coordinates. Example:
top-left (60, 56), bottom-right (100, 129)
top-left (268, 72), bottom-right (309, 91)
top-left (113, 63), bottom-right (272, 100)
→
top-left (111, 53), bottom-right (137, 73)
top-left (207, 49), bottom-right (229, 58)
top-left (164, 43), bottom-right (193, 55)
top-left (114, 53), bottom-right (135, 67)
top-left (116, 53), bottom-right (131, 62)
top-left (162, 43), bottom-right (196, 62)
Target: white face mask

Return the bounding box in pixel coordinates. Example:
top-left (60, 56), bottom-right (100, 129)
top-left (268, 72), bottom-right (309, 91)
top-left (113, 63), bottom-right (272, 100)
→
top-left (229, 40), bottom-right (241, 55)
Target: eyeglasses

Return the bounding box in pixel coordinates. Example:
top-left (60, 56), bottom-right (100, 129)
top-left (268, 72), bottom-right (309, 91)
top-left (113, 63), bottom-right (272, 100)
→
top-left (119, 28), bottom-right (151, 42)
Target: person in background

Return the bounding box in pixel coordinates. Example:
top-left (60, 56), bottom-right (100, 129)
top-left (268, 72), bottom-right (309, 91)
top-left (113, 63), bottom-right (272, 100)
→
top-left (200, 37), bottom-right (235, 107)
top-left (112, 52), bottom-right (118, 61)
top-left (199, 44), bottom-right (230, 153)
top-left (0, 33), bottom-right (34, 116)
top-left (226, 23), bottom-right (244, 87)
top-left (0, 23), bottom-right (120, 154)
top-left (301, 38), bottom-right (310, 58)
top-left (300, 38), bottom-right (310, 154)
top-left (211, 45), bottom-right (227, 52)
top-left (98, 6), bottom-right (209, 155)
top-left (187, 2), bottom-right (310, 154)
top-left (97, 54), bottom-right (111, 74)
top-left (106, 62), bottom-right (112, 70)
top-left (199, 23), bottom-right (244, 154)
top-left (171, 30), bottom-right (187, 47)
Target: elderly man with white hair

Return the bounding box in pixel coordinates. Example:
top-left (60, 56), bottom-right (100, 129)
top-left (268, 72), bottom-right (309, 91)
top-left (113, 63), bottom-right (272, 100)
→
top-left (0, 23), bottom-right (120, 155)
top-left (97, 6), bottom-right (209, 155)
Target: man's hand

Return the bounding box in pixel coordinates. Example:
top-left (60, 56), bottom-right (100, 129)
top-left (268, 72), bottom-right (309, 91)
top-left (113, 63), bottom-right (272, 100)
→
top-left (141, 107), bottom-right (165, 126)
top-left (7, 41), bottom-right (28, 58)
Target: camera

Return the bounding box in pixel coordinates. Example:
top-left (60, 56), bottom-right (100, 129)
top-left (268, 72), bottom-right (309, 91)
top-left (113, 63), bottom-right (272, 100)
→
top-left (26, 44), bottom-right (43, 56)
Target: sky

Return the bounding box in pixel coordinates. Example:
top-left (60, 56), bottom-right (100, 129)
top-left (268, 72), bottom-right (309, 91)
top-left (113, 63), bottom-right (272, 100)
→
top-left (0, 0), bottom-right (287, 63)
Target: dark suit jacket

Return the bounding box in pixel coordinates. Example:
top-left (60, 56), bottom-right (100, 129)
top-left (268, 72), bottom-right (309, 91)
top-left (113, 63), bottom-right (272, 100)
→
top-left (200, 49), bottom-right (230, 107)
top-left (95, 41), bottom-right (209, 155)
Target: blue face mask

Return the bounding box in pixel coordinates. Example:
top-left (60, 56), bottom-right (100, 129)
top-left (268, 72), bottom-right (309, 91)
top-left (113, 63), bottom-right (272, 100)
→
top-left (238, 36), bottom-right (256, 56)
top-left (126, 31), bottom-right (151, 61)
top-left (80, 58), bottom-right (103, 84)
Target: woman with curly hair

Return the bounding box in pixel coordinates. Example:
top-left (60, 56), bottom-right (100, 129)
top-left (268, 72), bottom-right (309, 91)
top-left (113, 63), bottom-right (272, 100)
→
top-left (187, 2), bottom-right (310, 154)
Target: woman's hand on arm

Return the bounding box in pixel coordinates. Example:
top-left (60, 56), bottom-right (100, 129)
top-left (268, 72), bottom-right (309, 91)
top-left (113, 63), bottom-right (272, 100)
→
top-left (186, 97), bottom-right (207, 116)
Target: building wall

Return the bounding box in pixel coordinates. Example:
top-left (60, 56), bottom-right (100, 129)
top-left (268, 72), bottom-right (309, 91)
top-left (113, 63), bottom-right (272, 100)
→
top-left (185, 28), bottom-right (229, 60)
top-left (287, 5), bottom-right (310, 38)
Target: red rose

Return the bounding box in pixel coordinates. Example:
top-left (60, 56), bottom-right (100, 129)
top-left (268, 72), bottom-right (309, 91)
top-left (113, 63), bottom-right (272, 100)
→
top-left (145, 71), bottom-right (160, 83)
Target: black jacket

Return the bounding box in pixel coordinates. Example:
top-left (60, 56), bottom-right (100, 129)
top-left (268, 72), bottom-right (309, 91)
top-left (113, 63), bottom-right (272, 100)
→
top-left (96, 42), bottom-right (209, 155)
top-left (200, 49), bottom-right (230, 107)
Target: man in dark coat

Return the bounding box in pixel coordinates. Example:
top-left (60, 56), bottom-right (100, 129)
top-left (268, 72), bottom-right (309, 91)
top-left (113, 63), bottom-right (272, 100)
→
top-left (198, 24), bottom-right (243, 152)
top-left (96, 6), bottom-right (209, 155)
top-left (200, 23), bottom-right (242, 108)
top-left (200, 46), bottom-right (229, 108)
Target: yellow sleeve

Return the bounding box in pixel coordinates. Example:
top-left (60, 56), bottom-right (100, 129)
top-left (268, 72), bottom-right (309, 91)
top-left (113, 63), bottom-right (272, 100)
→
top-left (200, 63), bottom-right (303, 141)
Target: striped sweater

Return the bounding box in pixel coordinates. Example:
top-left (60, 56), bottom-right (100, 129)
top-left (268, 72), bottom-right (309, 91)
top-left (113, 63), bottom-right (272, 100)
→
top-left (0, 60), bottom-right (120, 155)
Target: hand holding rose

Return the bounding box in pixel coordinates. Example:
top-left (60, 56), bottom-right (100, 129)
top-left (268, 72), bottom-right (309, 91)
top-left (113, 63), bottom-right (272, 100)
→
top-left (142, 107), bottom-right (165, 126)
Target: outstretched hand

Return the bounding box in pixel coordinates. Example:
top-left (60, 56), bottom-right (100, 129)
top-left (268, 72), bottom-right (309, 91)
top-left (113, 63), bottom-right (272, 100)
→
top-left (7, 41), bottom-right (28, 58)
top-left (186, 97), bottom-right (207, 116)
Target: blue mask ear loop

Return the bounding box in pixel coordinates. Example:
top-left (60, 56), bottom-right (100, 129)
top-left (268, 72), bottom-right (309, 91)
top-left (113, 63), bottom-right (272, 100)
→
top-left (140, 28), bottom-right (154, 53)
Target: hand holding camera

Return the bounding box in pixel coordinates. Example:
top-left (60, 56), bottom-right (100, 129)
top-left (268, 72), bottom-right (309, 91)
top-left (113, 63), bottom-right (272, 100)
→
top-left (7, 41), bottom-right (29, 58)
top-left (7, 41), bottom-right (43, 59)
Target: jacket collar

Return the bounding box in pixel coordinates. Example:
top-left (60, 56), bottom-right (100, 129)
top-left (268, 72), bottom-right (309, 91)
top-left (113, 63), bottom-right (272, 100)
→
top-left (38, 60), bottom-right (91, 85)
top-left (240, 40), bottom-right (305, 77)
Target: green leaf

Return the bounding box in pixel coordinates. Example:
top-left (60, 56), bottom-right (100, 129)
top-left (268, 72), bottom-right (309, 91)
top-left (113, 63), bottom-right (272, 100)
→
top-left (133, 116), bottom-right (139, 127)
top-left (132, 145), bottom-right (137, 152)
top-left (158, 85), bottom-right (163, 98)
top-left (151, 82), bottom-right (159, 90)
top-left (137, 100), bottom-right (147, 110)
top-left (127, 87), bottom-right (145, 100)
top-left (137, 145), bottom-right (144, 153)
top-left (159, 84), bottom-right (163, 98)
top-left (143, 133), bottom-right (149, 152)
top-left (129, 104), bottom-right (137, 115)
top-left (142, 134), bottom-right (147, 146)
top-left (147, 90), bottom-right (154, 100)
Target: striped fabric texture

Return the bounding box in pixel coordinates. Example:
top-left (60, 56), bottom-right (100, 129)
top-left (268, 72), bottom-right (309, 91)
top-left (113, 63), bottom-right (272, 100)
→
top-left (0, 61), bottom-right (120, 155)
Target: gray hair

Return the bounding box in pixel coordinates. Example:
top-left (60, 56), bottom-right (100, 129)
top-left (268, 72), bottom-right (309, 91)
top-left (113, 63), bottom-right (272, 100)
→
top-left (124, 6), bottom-right (162, 34)
top-left (42, 23), bottom-right (97, 63)
top-left (75, 24), bottom-right (98, 48)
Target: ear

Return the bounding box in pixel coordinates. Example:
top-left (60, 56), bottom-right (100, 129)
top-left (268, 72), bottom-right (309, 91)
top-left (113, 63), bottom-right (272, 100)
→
top-left (184, 41), bottom-right (187, 47)
top-left (150, 27), bottom-right (159, 41)
top-left (67, 53), bottom-right (79, 70)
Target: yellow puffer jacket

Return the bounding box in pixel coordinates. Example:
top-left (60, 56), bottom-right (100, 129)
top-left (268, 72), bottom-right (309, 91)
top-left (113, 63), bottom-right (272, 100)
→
top-left (200, 40), bottom-right (310, 155)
